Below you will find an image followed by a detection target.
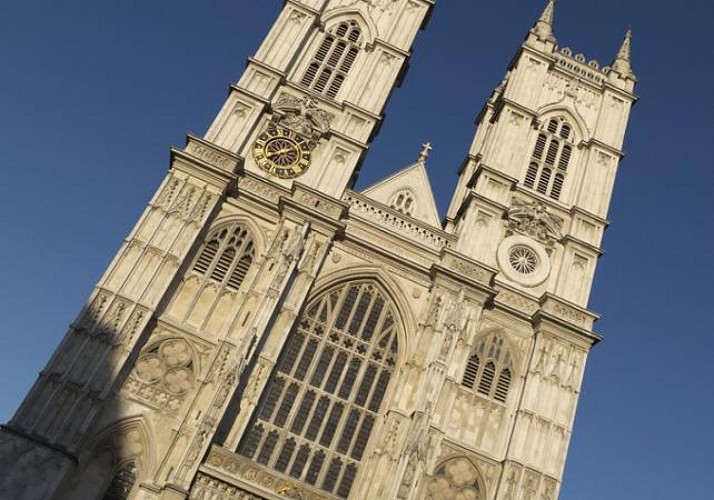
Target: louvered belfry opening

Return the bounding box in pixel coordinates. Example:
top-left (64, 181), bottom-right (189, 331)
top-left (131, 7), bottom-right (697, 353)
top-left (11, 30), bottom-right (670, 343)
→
top-left (524, 117), bottom-right (574, 200)
top-left (238, 280), bottom-right (400, 498)
top-left (461, 334), bottom-right (514, 404)
top-left (192, 223), bottom-right (255, 292)
top-left (301, 20), bottom-right (363, 99)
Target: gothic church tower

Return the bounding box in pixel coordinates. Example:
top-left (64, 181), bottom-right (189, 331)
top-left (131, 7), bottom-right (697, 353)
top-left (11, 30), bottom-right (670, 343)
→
top-left (0, 1), bottom-right (636, 499)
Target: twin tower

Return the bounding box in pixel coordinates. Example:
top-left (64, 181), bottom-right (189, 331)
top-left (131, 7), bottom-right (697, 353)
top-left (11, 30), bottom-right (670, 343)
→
top-left (0, 1), bottom-right (636, 499)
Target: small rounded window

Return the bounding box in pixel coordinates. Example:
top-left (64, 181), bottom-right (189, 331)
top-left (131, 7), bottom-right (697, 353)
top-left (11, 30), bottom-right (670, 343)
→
top-left (508, 246), bottom-right (538, 275)
top-left (497, 236), bottom-right (551, 287)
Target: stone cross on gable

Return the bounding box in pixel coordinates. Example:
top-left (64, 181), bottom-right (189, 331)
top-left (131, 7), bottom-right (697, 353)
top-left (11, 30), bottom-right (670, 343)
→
top-left (418, 142), bottom-right (433, 163)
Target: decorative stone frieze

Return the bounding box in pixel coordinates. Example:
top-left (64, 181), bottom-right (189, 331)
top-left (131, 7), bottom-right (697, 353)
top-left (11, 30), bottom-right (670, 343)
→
top-left (204, 447), bottom-right (330, 500)
top-left (185, 135), bottom-right (242, 173)
top-left (344, 192), bottom-right (451, 251)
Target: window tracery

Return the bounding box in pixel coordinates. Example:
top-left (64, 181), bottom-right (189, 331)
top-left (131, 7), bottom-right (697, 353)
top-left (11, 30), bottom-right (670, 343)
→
top-left (389, 190), bottom-right (416, 216)
top-left (238, 280), bottom-right (400, 498)
top-left (426, 457), bottom-right (482, 500)
top-left (301, 21), bottom-right (363, 99)
top-left (192, 223), bottom-right (255, 292)
top-left (524, 117), bottom-right (575, 200)
top-left (461, 334), bottom-right (514, 403)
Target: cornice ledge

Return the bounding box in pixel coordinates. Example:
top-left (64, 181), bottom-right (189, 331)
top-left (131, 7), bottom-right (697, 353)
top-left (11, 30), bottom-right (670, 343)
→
top-left (536, 294), bottom-right (600, 336)
top-left (184, 134), bottom-right (242, 173)
top-left (371, 38), bottom-right (411, 58)
top-left (235, 171), bottom-right (291, 207)
top-left (493, 283), bottom-right (539, 319)
top-left (582, 137), bottom-right (624, 159)
top-left (561, 235), bottom-right (604, 256)
top-left (280, 183), bottom-right (349, 231)
top-left (284, 0), bottom-right (320, 17)
top-left (244, 57), bottom-right (286, 80)
top-left (464, 192), bottom-right (510, 214)
top-left (472, 162), bottom-right (519, 187)
top-left (228, 84), bottom-right (271, 106)
top-left (500, 98), bottom-right (538, 120)
top-left (431, 249), bottom-right (496, 300)
top-left (570, 206), bottom-right (610, 228)
top-left (170, 147), bottom-right (238, 190)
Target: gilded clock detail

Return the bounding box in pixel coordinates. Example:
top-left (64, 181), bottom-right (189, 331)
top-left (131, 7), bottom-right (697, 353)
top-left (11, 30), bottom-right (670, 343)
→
top-left (253, 127), bottom-right (312, 179)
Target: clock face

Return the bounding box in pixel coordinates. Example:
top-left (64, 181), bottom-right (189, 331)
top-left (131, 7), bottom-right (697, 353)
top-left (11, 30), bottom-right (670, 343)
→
top-left (253, 128), bottom-right (312, 179)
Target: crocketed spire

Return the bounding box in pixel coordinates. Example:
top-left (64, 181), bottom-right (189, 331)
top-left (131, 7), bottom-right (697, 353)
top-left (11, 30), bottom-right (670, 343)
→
top-left (611, 27), bottom-right (635, 79)
top-left (532, 0), bottom-right (556, 42)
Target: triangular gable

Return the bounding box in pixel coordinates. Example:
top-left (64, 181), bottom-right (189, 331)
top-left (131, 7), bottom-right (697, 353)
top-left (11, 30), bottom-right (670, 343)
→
top-left (361, 161), bottom-right (441, 227)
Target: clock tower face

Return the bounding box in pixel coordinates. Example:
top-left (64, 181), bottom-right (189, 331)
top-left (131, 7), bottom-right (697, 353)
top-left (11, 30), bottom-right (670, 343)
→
top-left (252, 128), bottom-right (312, 179)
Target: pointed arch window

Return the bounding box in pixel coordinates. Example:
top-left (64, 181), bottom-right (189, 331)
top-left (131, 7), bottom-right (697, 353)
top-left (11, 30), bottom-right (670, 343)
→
top-left (524, 117), bottom-right (575, 201)
top-left (461, 334), bottom-right (514, 404)
top-left (238, 280), bottom-right (400, 498)
top-left (192, 223), bottom-right (255, 292)
top-left (102, 461), bottom-right (137, 500)
top-left (389, 190), bottom-right (416, 216)
top-left (301, 21), bottom-right (363, 99)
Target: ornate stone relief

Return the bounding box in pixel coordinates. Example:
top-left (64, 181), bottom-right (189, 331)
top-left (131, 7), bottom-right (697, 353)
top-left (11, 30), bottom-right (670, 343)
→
top-left (190, 473), bottom-right (263, 500)
top-left (272, 93), bottom-right (334, 147)
top-left (344, 193), bottom-right (450, 251)
top-left (205, 447), bottom-right (329, 500)
top-left (126, 336), bottom-right (201, 412)
top-left (506, 200), bottom-right (563, 248)
top-left (426, 457), bottom-right (483, 500)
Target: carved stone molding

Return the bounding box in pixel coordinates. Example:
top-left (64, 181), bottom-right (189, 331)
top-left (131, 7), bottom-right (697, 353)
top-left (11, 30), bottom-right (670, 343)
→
top-left (495, 288), bottom-right (539, 316)
top-left (190, 473), bottom-right (262, 500)
top-left (439, 250), bottom-right (494, 287)
top-left (344, 193), bottom-right (451, 251)
top-left (506, 199), bottom-right (563, 248)
top-left (185, 135), bottom-right (242, 172)
top-left (204, 447), bottom-right (330, 500)
top-left (272, 93), bottom-right (334, 146)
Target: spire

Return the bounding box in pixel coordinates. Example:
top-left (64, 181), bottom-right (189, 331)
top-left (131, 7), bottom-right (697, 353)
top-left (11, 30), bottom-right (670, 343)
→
top-left (533, 0), bottom-right (556, 42)
top-left (418, 142), bottom-right (433, 163)
top-left (611, 27), bottom-right (635, 78)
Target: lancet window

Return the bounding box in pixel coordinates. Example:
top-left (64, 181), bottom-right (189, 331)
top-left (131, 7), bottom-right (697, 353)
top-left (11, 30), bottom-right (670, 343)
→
top-left (192, 223), bottom-right (255, 292)
top-left (102, 461), bottom-right (137, 500)
top-left (301, 21), bottom-right (363, 99)
top-left (524, 117), bottom-right (575, 200)
top-left (461, 334), bottom-right (514, 403)
top-left (238, 280), bottom-right (400, 498)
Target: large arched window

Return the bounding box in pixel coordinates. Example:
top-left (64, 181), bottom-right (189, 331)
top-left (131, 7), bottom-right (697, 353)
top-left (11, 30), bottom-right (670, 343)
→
top-left (524, 117), bottom-right (575, 201)
top-left (461, 334), bottom-right (514, 403)
top-left (102, 461), bottom-right (137, 500)
top-left (300, 21), bottom-right (363, 99)
top-left (192, 223), bottom-right (255, 292)
top-left (238, 280), bottom-right (401, 498)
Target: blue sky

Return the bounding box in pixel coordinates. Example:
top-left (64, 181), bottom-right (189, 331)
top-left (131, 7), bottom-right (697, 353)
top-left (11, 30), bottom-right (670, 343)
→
top-left (1, 1), bottom-right (712, 498)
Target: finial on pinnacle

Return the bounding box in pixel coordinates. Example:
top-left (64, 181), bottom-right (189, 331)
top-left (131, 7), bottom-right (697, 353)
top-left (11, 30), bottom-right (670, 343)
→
top-left (611, 26), bottom-right (635, 78)
top-left (533, 0), bottom-right (557, 42)
top-left (418, 142), bottom-right (433, 163)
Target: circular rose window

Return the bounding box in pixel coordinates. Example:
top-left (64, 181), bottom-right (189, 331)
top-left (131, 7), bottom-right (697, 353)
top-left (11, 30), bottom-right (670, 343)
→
top-left (508, 246), bottom-right (538, 274)
top-left (497, 235), bottom-right (551, 287)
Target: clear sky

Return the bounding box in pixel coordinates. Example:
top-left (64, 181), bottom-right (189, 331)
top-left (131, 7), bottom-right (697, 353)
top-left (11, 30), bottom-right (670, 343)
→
top-left (1, 1), bottom-right (712, 498)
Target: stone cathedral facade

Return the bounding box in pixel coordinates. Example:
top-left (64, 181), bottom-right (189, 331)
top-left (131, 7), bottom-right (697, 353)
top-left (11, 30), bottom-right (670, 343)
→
top-left (0, 1), bottom-right (637, 499)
